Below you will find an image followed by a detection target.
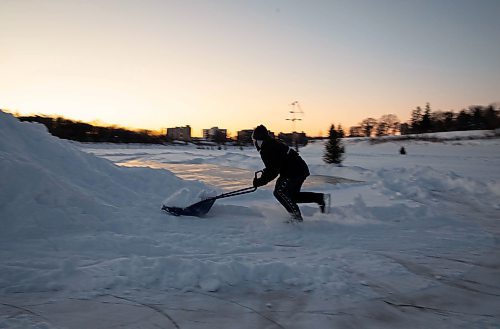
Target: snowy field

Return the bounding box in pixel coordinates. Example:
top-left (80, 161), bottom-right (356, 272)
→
top-left (1, 110), bottom-right (500, 328)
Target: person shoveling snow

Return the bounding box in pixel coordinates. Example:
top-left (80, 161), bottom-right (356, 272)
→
top-left (161, 125), bottom-right (330, 220)
top-left (251, 124), bottom-right (330, 222)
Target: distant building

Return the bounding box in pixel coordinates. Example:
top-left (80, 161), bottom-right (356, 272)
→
top-left (237, 129), bottom-right (254, 144)
top-left (237, 128), bottom-right (277, 145)
top-left (203, 127), bottom-right (227, 143)
top-left (267, 130), bottom-right (276, 139)
top-left (166, 125), bottom-right (191, 142)
top-left (278, 132), bottom-right (308, 147)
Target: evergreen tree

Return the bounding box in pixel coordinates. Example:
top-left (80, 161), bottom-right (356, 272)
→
top-left (456, 109), bottom-right (472, 130)
top-left (483, 105), bottom-right (499, 129)
top-left (410, 106), bottom-right (423, 133)
top-left (323, 124), bottom-right (345, 164)
top-left (337, 124), bottom-right (345, 138)
top-left (420, 103), bottom-right (432, 132)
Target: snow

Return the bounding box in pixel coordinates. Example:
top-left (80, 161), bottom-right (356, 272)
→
top-left (1, 110), bottom-right (500, 328)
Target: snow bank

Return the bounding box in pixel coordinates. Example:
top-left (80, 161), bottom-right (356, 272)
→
top-left (0, 111), bottom-right (205, 238)
top-left (376, 166), bottom-right (500, 211)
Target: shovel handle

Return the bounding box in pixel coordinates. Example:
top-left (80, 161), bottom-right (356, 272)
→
top-left (213, 171), bottom-right (263, 200)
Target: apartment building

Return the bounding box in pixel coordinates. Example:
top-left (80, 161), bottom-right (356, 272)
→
top-left (166, 125), bottom-right (191, 142)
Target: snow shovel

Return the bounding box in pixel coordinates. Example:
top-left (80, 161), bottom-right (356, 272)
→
top-left (162, 171), bottom-right (262, 217)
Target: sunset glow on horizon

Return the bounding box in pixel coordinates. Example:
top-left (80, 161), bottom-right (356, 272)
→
top-left (1, 0), bottom-right (499, 137)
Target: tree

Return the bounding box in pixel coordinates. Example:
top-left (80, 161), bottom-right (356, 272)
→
top-left (348, 126), bottom-right (363, 137)
top-left (410, 102), bottom-right (500, 133)
top-left (483, 104), bottom-right (499, 129)
top-left (430, 111), bottom-right (446, 132)
top-left (323, 124), bottom-right (345, 165)
top-left (376, 121), bottom-right (388, 136)
top-left (337, 124), bottom-right (345, 138)
top-left (456, 109), bottom-right (472, 130)
top-left (442, 111), bottom-right (455, 131)
top-left (410, 106), bottom-right (423, 133)
top-left (420, 103), bottom-right (432, 132)
top-left (378, 114), bottom-right (400, 135)
top-left (360, 118), bottom-right (377, 137)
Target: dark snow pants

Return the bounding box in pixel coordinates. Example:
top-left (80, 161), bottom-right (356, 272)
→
top-left (273, 176), bottom-right (323, 220)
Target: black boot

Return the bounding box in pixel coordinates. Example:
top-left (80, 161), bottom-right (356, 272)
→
top-left (318, 193), bottom-right (331, 214)
top-left (319, 193), bottom-right (326, 213)
top-left (285, 213), bottom-right (303, 223)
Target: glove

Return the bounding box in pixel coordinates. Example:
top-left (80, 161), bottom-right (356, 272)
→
top-left (253, 177), bottom-right (266, 188)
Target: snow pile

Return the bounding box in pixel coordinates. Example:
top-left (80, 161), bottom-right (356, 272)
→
top-left (0, 111), bottom-right (204, 238)
top-left (377, 166), bottom-right (500, 210)
top-left (162, 187), bottom-right (217, 208)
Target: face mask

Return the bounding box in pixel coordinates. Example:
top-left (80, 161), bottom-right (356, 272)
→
top-left (253, 139), bottom-right (263, 151)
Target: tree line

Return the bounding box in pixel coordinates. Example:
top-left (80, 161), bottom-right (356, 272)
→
top-left (324, 103), bottom-right (499, 165)
top-left (12, 102), bottom-right (499, 145)
top-left (351, 103), bottom-right (499, 137)
top-left (16, 115), bottom-right (164, 144)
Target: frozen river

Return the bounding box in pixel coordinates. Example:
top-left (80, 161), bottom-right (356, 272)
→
top-left (118, 160), bottom-right (360, 190)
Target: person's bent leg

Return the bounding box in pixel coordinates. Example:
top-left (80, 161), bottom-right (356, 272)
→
top-left (294, 192), bottom-right (323, 204)
top-left (291, 175), bottom-right (327, 213)
top-left (274, 177), bottom-right (303, 221)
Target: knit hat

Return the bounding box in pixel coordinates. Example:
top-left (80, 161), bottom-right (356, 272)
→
top-left (252, 124), bottom-right (269, 140)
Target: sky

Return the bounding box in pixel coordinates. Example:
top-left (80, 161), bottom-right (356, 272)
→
top-left (1, 0), bottom-right (499, 137)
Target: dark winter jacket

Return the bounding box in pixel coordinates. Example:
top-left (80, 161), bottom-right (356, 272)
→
top-left (258, 137), bottom-right (310, 184)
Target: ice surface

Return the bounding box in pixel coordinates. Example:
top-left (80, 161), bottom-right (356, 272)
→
top-left (1, 111), bottom-right (499, 328)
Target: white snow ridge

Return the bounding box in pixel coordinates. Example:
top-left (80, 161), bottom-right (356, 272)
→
top-left (1, 110), bottom-right (500, 328)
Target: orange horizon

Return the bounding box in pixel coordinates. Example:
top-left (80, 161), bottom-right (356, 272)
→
top-left (2, 104), bottom-right (420, 138)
